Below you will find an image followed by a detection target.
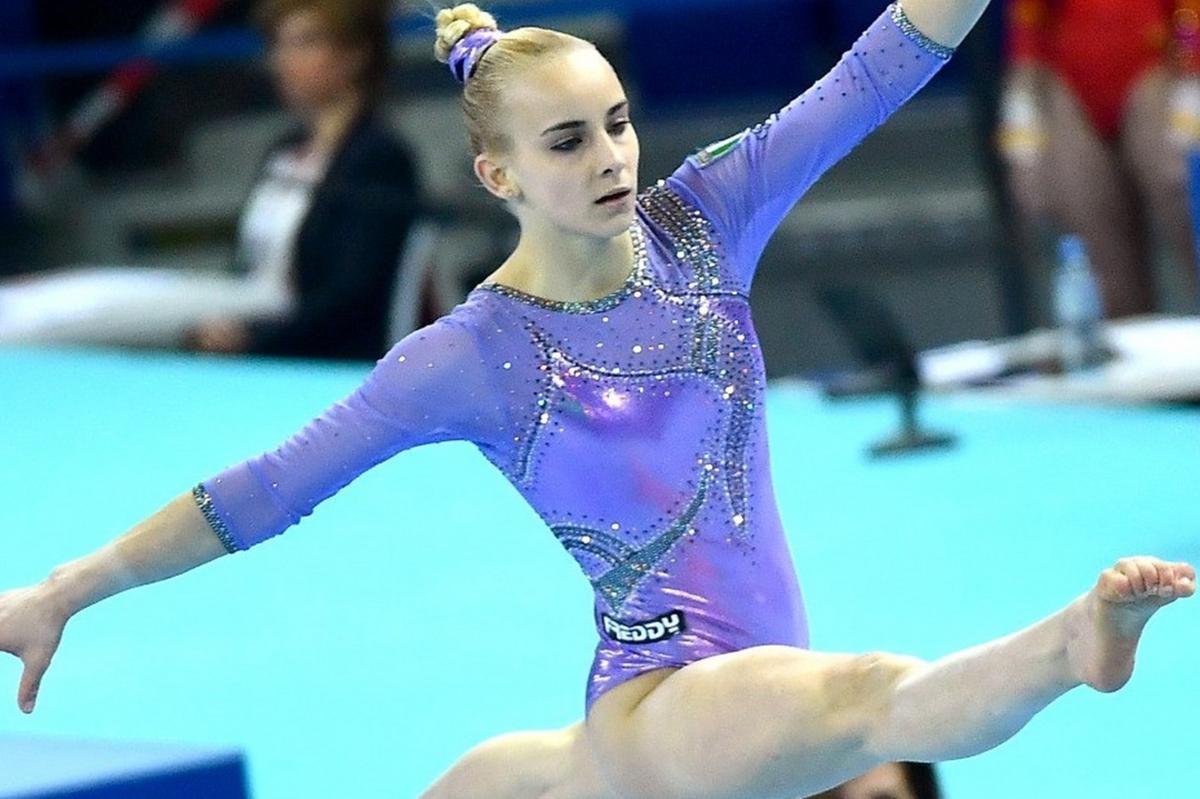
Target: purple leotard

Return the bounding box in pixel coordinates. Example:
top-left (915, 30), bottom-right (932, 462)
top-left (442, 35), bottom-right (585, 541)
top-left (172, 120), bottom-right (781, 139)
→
top-left (194, 6), bottom-right (952, 713)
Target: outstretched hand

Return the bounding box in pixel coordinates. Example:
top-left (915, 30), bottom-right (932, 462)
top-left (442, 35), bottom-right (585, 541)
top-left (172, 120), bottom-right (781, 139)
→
top-left (0, 585), bottom-right (69, 714)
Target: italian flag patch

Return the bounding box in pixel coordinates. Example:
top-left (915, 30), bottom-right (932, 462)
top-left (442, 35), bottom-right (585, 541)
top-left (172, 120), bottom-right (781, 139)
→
top-left (693, 130), bottom-right (748, 168)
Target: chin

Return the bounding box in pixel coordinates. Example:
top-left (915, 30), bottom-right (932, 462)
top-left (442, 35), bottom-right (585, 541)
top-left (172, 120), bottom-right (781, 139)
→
top-left (553, 206), bottom-right (635, 240)
top-left (597, 209), bottom-right (637, 237)
top-left (610, 215), bottom-right (637, 235)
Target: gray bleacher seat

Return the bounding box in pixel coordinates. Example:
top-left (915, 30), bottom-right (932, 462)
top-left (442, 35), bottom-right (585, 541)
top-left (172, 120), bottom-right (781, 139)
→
top-left (387, 96), bottom-right (477, 202)
top-left (387, 218), bottom-right (440, 343)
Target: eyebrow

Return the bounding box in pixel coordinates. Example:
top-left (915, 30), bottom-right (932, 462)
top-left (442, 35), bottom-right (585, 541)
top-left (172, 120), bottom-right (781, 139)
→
top-left (540, 101), bottom-right (629, 136)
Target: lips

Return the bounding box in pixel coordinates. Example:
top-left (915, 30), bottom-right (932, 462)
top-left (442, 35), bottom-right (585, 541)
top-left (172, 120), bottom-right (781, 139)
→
top-left (596, 188), bottom-right (632, 205)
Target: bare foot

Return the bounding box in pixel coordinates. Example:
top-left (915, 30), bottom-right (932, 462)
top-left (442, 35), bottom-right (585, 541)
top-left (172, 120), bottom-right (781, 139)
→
top-left (1066, 557), bottom-right (1196, 693)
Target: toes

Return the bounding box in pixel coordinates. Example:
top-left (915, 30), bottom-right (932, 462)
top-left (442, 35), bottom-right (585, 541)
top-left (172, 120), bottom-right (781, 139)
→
top-left (1158, 563), bottom-right (1176, 598)
top-left (1178, 563), bottom-right (1197, 597)
top-left (1100, 568), bottom-right (1134, 600)
top-left (1138, 559), bottom-right (1161, 595)
top-left (1111, 558), bottom-right (1199, 600)
top-left (1116, 558), bottom-right (1148, 595)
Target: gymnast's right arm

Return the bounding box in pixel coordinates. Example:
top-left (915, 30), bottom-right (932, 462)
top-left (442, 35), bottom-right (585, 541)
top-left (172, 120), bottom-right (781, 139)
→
top-left (0, 493), bottom-right (228, 715)
top-left (0, 316), bottom-right (493, 715)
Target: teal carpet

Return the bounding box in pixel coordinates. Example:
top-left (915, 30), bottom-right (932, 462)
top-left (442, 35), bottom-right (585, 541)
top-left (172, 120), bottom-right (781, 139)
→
top-left (2, 348), bottom-right (1197, 798)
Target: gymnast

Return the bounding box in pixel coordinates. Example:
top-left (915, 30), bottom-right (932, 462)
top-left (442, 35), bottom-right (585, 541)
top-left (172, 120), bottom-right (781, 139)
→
top-left (1, 2), bottom-right (1194, 798)
top-left (1000, 0), bottom-right (1200, 316)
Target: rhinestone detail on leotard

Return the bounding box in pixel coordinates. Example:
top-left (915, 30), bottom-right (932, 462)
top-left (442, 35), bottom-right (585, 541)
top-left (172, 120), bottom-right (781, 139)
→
top-left (890, 3), bottom-right (956, 60)
top-left (639, 184), bottom-right (759, 529)
top-left (477, 225), bottom-right (652, 314)
top-left (554, 470), bottom-right (711, 611)
top-left (192, 484), bottom-right (240, 553)
top-left (492, 184), bottom-right (761, 541)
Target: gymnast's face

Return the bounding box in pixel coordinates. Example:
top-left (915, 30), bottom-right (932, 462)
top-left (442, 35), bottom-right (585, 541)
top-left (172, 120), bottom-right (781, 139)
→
top-left (484, 47), bottom-right (640, 240)
top-left (268, 9), bottom-right (366, 114)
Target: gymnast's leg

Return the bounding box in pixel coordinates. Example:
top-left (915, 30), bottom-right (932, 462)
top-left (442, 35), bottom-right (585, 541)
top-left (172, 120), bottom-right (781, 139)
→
top-left (584, 556), bottom-right (1194, 799)
top-left (1120, 68), bottom-right (1199, 306)
top-left (419, 722), bottom-right (620, 799)
top-left (1044, 75), bottom-right (1156, 317)
top-left (419, 557), bottom-right (1192, 799)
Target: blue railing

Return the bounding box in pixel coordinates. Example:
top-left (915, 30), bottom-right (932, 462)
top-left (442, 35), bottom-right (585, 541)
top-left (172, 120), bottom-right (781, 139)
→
top-left (0, 0), bottom-right (799, 81)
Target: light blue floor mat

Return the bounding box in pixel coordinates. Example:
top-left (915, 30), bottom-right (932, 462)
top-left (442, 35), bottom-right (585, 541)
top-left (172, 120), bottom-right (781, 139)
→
top-left (2, 348), bottom-right (1196, 798)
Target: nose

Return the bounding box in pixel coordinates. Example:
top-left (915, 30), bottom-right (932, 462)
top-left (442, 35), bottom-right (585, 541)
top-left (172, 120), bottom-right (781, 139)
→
top-left (596, 131), bottom-right (627, 178)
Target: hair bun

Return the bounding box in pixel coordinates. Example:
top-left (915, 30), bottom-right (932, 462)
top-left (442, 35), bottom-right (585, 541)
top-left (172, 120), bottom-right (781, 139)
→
top-left (435, 4), bottom-right (499, 63)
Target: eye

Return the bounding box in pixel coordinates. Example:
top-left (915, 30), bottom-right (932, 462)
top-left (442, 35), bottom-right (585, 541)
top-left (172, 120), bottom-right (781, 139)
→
top-left (551, 138), bottom-right (582, 152)
top-left (610, 120), bottom-right (632, 135)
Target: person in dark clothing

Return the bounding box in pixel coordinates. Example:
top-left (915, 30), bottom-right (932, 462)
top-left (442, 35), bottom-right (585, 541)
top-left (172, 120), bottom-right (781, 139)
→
top-left (191, 0), bottom-right (421, 360)
top-left (191, 112), bottom-right (421, 361)
top-left (0, 0), bottom-right (420, 361)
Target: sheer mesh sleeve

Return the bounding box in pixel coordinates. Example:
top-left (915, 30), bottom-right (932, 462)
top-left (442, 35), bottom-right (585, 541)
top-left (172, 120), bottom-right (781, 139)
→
top-left (193, 316), bottom-right (495, 552)
top-left (665, 4), bottom-right (953, 290)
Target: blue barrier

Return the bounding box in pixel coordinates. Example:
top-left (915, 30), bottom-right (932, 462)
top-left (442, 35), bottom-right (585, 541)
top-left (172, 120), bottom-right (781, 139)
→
top-left (0, 737), bottom-right (248, 799)
top-left (628, 0), bottom-right (818, 107)
top-left (0, 0), bottom-right (760, 80)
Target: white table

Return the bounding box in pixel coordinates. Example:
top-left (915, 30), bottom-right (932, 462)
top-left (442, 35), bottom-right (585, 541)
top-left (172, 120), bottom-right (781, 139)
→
top-left (919, 315), bottom-right (1200, 403)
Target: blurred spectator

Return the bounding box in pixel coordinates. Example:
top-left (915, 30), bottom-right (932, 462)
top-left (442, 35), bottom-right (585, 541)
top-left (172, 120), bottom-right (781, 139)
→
top-left (0, 0), bottom-right (39, 223)
top-left (998, 0), bottom-right (1200, 318)
top-left (810, 762), bottom-right (941, 799)
top-left (0, 0), bottom-right (423, 361)
top-left (190, 0), bottom-right (420, 359)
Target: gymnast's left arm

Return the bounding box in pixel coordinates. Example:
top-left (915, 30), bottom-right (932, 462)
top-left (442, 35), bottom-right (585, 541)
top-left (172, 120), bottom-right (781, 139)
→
top-left (666, 1), bottom-right (989, 288)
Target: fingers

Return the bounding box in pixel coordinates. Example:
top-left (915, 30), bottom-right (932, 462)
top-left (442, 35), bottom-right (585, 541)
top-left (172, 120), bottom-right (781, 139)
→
top-left (0, 587), bottom-right (69, 714)
top-left (18, 648), bottom-right (53, 715)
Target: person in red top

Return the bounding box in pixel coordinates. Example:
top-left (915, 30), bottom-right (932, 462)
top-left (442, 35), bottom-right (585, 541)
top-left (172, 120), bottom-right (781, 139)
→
top-left (1000, 0), bottom-right (1200, 317)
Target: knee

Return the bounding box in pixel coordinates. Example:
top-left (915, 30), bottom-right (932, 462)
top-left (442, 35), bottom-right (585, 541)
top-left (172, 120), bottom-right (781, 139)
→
top-left (835, 652), bottom-right (924, 702)
top-left (822, 653), bottom-right (925, 744)
top-left (419, 728), bottom-right (577, 799)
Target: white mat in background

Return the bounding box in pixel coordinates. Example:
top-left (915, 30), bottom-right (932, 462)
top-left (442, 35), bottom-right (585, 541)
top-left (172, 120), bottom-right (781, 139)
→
top-left (0, 268), bottom-right (293, 349)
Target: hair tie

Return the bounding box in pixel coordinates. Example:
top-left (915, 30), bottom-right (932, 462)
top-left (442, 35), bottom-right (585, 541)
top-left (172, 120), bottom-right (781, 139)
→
top-left (449, 28), bottom-right (503, 84)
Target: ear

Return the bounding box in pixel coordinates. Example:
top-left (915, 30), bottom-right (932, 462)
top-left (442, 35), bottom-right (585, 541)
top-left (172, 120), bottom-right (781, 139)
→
top-left (474, 153), bottom-right (521, 202)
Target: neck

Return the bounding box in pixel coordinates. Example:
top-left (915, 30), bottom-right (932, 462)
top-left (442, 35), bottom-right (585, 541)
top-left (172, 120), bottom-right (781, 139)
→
top-left (499, 219), bottom-right (635, 303)
top-left (305, 91), bottom-right (365, 158)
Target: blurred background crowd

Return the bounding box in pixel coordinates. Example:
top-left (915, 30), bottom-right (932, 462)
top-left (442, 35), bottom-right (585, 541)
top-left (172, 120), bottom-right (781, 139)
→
top-left (1, 0), bottom-right (1196, 380)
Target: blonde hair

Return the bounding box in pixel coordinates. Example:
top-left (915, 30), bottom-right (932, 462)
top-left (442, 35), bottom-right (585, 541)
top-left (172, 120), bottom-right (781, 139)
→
top-left (434, 3), bottom-right (594, 155)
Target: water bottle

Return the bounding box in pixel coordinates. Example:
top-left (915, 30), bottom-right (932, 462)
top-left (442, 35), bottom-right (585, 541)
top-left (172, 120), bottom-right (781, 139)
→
top-left (1053, 235), bottom-right (1104, 372)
